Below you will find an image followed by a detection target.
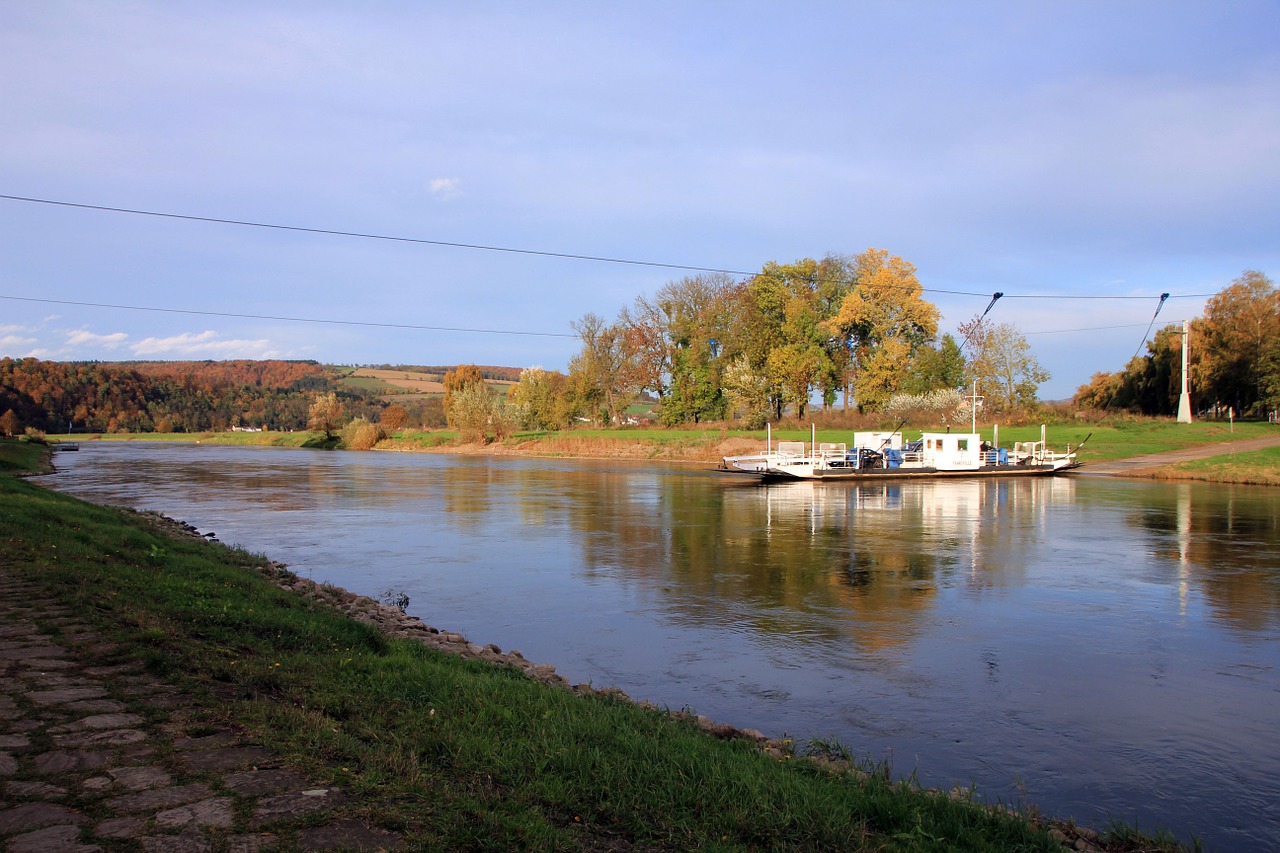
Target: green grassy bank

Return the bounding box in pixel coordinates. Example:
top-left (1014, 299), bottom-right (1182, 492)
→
top-left (1145, 445), bottom-right (1280, 486)
top-left (0, 441), bottom-right (1197, 852)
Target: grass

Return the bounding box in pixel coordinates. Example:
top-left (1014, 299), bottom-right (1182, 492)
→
top-left (64, 430), bottom-right (320, 448)
top-left (0, 441), bottom-right (1199, 852)
top-left (1145, 445), bottom-right (1280, 485)
top-left (0, 437), bottom-right (50, 473)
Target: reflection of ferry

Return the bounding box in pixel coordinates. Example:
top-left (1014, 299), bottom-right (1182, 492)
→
top-left (720, 426), bottom-right (1079, 482)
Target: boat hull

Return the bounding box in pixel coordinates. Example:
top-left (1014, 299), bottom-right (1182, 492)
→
top-left (716, 461), bottom-right (1078, 482)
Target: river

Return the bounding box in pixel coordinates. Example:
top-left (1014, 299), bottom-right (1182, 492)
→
top-left (37, 441), bottom-right (1280, 852)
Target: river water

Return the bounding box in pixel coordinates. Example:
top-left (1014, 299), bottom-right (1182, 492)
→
top-left (37, 442), bottom-right (1280, 852)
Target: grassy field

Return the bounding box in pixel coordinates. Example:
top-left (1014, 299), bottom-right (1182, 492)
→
top-left (3, 440), bottom-right (1185, 852)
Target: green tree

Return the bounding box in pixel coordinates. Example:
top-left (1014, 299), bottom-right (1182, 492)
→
top-left (900, 333), bottom-right (966, 395)
top-left (620, 273), bottom-right (739, 425)
top-left (449, 383), bottom-right (497, 443)
top-left (741, 256), bottom-right (850, 418)
top-left (721, 355), bottom-right (771, 429)
top-left (507, 367), bottom-right (570, 431)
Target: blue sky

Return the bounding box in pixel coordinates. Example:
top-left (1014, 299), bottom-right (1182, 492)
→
top-left (2, 2), bottom-right (1276, 400)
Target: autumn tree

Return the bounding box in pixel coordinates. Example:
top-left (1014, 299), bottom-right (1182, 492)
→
top-left (1089, 325), bottom-right (1189, 415)
top-left (1193, 270), bottom-right (1278, 416)
top-left (442, 365), bottom-right (485, 427)
top-left (566, 313), bottom-right (642, 425)
top-left (507, 367), bottom-right (570, 431)
top-left (825, 249), bottom-right (939, 413)
top-left (958, 318), bottom-right (1049, 412)
top-left (307, 392), bottom-right (344, 439)
top-left (0, 410), bottom-right (19, 437)
top-left (379, 404), bottom-right (408, 432)
top-left (341, 417), bottom-right (387, 450)
top-left (1072, 371), bottom-right (1124, 411)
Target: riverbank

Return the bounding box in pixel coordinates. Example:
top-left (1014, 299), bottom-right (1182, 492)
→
top-left (0, 441), bottom-right (1199, 852)
top-left (57, 417), bottom-right (1280, 485)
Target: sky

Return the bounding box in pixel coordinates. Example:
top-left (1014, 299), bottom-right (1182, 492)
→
top-left (2, 2), bottom-right (1277, 400)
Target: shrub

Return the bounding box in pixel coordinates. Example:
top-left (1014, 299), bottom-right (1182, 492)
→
top-left (884, 388), bottom-right (965, 423)
top-left (340, 417), bottom-right (387, 450)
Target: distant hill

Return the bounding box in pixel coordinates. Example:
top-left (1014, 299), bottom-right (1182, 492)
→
top-left (359, 364), bottom-right (525, 383)
top-left (0, 357), bottom-right (371, 434)
top-left (336, 365), bottom-right (526, 398)
top-left (123, 359), bottom-right (329, 389)
top-left (0, 358), bottom-right (527, 435)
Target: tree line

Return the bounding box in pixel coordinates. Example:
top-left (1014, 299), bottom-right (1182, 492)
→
top-left (0, 358), bottom-right (383, 435)
top-left (1073, 270), bottom-right (1279, 417)
top-left (438, 249), bottom-right (1053, 439)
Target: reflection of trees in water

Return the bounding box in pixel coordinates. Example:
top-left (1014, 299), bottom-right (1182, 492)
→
top-left (1130, 483), bottom-right (1280, 634)
top-left (561, 475), bottom-right (1073, 654)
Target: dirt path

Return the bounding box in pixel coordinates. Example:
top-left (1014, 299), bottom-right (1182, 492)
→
top-left (1072, 433), bottom-right (1280, 476)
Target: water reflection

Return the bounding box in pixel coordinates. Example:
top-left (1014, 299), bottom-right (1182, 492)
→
top-left (37, 444), bottom-right (1280, 853)
top-left (1128, 482), bottom-right (1280, 635)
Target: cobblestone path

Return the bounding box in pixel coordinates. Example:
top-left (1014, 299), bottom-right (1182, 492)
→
top-left (0, 571), bottom-right (404, 853)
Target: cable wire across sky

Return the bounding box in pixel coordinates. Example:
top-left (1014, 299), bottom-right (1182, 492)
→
top-left (0, 192), bottom-right (1215, 353)
top-left (0, 193), bottom-right (1220, 304)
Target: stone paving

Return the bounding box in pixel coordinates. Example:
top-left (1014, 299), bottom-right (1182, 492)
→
top-left (0, 571), bottom-right (404, 853)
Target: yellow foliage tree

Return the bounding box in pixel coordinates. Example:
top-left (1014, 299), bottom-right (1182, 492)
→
top-left (826, 249), bottom-right (939, 412)
top-left (442, 365), bottom-right (485, 428)
top-left (307, 392), bottom-right (344, 439)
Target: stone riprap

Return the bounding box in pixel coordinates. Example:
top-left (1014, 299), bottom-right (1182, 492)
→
top-left (0, 572), bottom-right (404, 852)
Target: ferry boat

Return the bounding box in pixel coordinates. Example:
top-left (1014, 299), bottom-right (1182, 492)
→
top-left (719, 425), bottom-right (1080, 482)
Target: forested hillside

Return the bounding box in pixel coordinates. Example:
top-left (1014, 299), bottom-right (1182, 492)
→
top-left (0, 358), bottom-right (372, 434)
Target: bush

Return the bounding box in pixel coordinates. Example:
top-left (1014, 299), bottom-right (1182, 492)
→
top-left (884, 388), bottom-right (964, 423)
top-left (340, 417), bottom-right (387, 450)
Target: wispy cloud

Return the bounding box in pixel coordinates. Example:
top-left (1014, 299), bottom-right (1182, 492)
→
top-left (66, 330), bottom-right (128, 349)
top-left (0, 333), bottom-right (38, 351)
top-left (429, 177), bottom-right (461, 200)
top-left (129, 330), bottom-right (282, 359)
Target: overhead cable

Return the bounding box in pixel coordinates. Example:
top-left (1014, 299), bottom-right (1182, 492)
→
top-left (0, 294), bottom-right (578, 338)
top-left (0, 193), bottom-right (1222, 301)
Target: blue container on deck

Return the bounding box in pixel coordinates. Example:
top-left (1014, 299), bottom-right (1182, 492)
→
top-left (884, 448), bottom-right (903, 468)
top-left (998, 448), bottom-right (1008, 465)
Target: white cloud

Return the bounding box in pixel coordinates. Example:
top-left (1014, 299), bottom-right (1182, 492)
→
top-left (66, 330), bottom-right (129, 349)
top-left (0, 333), bottom-right (38, 350)
top-left (129, 330), bottom-right (282, 359)
top-left (429, 177), bottom-right (461, 200)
